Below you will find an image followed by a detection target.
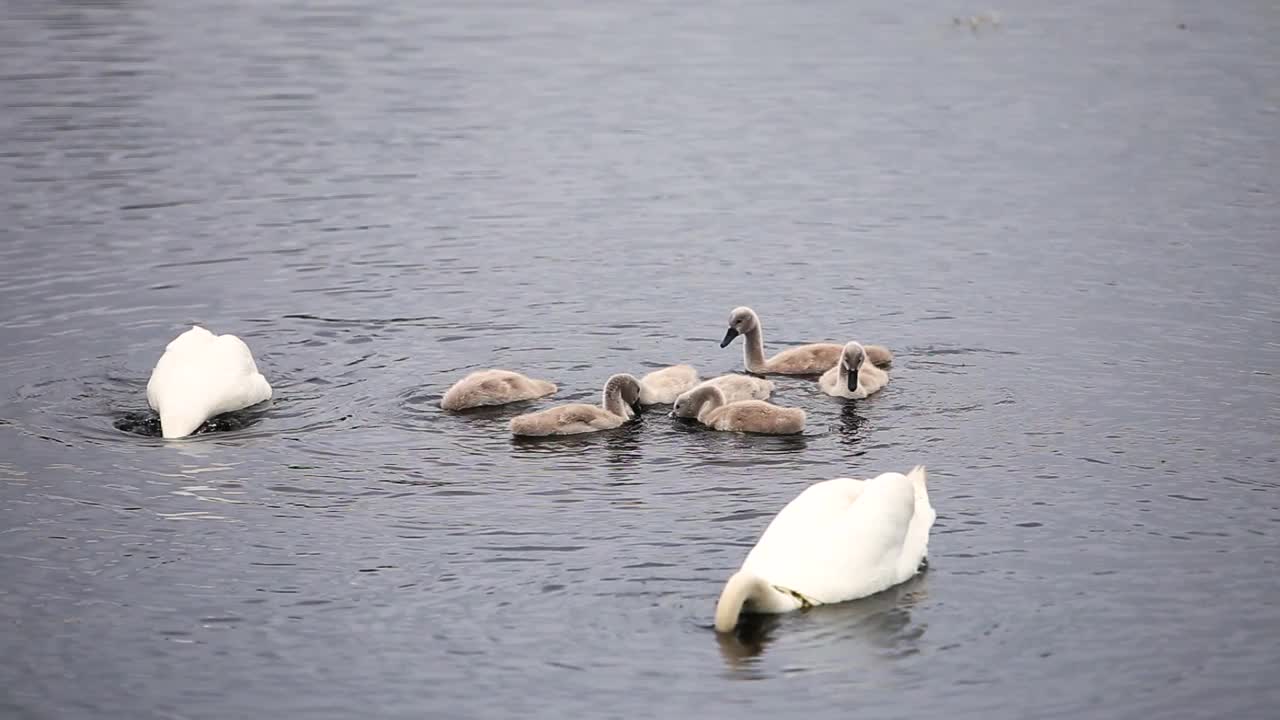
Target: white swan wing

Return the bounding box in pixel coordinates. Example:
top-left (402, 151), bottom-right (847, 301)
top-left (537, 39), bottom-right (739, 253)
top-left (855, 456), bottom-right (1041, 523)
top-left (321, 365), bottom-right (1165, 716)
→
top-left (162, 324), bottom-right (215, 353)
top-left (896, 466), bottom-right (935, 579)
top-left (740, 477), bottom-right (867, 589)
top-left (148, 326), bottom-right (216, 412)
top-left (742, 474), bottom-right (917, 604)
top-left (204, 333), bottom-right (272, 416)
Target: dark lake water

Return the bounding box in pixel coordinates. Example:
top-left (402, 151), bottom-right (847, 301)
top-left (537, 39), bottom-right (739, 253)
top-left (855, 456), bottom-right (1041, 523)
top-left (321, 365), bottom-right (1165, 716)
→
top-left (2, 1), bottom-right (1278, 718)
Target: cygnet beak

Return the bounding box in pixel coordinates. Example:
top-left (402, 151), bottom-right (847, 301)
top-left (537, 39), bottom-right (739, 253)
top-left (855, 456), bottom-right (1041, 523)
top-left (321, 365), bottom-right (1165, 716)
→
top-left (720, 328), bottom-right (740, 348)
top-left (846, 366), bottom-right (860, 393)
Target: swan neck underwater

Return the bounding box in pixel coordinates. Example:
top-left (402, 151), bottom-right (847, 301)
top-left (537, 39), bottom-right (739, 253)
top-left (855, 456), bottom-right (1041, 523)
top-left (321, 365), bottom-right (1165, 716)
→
top-left (714, 571), bottom-right (805, 633)
top-left (158, 404), bottom-right (211, 440)
top-left (720, 306), bottom-right (767, 373)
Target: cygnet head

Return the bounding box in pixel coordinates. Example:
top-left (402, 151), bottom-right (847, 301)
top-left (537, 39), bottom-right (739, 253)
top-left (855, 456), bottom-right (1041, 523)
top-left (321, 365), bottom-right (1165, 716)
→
top-left (671, 391), bottom-right (696, 419)
top-left (842, 341), bottom-right (866, 392)
top-left (603, 373), bottom-right (643, 417)
top-left (672, 384), bottom-right (726, 419)
top-left (720, 306), bottom-right (760, 348)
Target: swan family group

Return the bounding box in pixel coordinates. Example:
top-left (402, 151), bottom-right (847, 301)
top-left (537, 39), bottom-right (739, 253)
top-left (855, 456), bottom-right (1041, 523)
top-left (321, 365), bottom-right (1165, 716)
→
top-left (144, 306), bottom-right (936, 632)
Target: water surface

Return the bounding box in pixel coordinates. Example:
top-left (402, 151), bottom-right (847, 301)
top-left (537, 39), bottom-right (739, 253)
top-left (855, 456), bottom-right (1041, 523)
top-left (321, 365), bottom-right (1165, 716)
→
top-left (2, 1), bottom-right (1278, 718)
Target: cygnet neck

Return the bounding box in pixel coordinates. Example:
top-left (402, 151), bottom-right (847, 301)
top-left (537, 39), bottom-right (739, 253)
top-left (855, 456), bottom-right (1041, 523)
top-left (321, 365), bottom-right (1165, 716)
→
top-left (742, 315), bottom-right (767, 373)
top-left (601, 374), bottom-right (637, 417)
top-left (693, 385), bottom-right (727, 423)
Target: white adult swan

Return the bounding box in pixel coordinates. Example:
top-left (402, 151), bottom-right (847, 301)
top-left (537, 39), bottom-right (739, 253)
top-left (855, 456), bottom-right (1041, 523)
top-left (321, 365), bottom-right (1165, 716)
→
top-left (638, 364), bottom-right (699, 405)
top-left (441, 369), bottom-right (557, 410)
top-left (714, 466), bottom-right (935, 632)
top-left (672, 384), bottom-right (804, 435)
top-left (818, 342), bottom-right (889, 399)
top-left (146, 325), bottom-right (272, 439)
top-left (720, 306), bottom-right (893, 375)
top-left (509, 374), bottom-right (642, 436)
top-left (672, 375), bottom-right (773, 418)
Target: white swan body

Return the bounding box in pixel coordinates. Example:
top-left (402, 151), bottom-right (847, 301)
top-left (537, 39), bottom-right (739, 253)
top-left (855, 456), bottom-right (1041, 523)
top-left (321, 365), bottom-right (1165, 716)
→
top-left (673, 384), bottom-right (804, 435)
top-left (818, 342), bottom-right (889, 399)
top-left (638, 364), bottom-right (699, 405)
top-left (720, 306), bottom-right (893, 375)
top-left (714, 466), bottom-right (935, 632)
top-left (509, 374), bottom-right (642, 436)
top-left (146, 325), bottom-right (272, 439)
top-left (441, 369), bottom-right (556, 410)
top-left (672, 375), bottom-right (773, 418)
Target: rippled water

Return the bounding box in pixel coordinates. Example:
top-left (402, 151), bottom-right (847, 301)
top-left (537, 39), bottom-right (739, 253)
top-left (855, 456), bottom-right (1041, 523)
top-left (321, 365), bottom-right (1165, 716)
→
top-left (2, 1), bottom-right (1278, 718)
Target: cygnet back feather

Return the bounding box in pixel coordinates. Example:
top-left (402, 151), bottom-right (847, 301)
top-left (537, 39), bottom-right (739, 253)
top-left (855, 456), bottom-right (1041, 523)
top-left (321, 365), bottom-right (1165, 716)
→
top-left (441, 369), bottom-right (557, 410)
top-left (638, 364), bottom-right (699, 405)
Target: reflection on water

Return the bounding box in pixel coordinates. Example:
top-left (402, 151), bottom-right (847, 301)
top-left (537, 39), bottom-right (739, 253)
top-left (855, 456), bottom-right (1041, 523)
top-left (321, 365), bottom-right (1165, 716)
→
top-left (113, 405), bottom-right (271, 437)
top-left (603, 421), bottom-right (646, 470)
top-left (838, 401), bottom-right (870, 444)
top-left (716, 614), bottom-right (783, 677)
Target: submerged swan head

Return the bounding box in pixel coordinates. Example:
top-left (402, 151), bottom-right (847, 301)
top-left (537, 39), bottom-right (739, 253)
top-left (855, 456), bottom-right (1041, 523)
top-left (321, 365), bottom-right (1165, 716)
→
top-left (602, 373), bottom-right (643, 417)
top-left (672, 384), bottom-right (727, 420)
top-left (841, 341), bottom-right (867, 392)
top-left (720, 306), bottom-right (760, 348)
